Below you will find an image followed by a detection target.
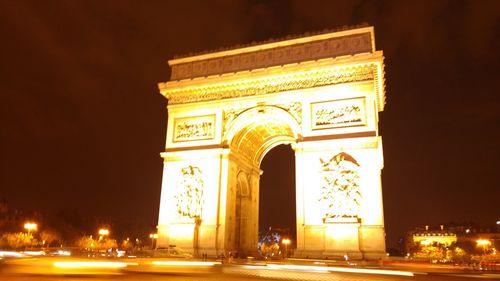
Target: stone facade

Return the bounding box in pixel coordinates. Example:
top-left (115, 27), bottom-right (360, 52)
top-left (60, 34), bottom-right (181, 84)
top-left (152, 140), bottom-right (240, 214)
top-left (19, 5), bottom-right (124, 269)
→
top-left (157, 26), bottom-right (387, 259)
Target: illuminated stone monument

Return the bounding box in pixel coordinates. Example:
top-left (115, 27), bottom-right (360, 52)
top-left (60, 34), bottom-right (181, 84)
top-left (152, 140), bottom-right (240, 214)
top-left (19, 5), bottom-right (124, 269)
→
top-left (157, 26), bottom-right (386, 259)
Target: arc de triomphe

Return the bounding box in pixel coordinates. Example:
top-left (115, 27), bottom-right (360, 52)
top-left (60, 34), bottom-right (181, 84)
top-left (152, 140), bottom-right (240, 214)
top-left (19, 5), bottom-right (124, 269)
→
top-left (156, 26), bottom-right (386, 259)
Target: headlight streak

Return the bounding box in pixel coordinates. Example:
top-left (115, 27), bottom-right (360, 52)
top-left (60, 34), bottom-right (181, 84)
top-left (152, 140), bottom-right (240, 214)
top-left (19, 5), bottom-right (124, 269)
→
top-left (0, 251), bottom-right (24, 257)
top-left (151, 261), bottom-right (221, 266)
top-left (266, 264), bottom-right (414, 277)
top-left (53, 261), bottom-right (128, 268)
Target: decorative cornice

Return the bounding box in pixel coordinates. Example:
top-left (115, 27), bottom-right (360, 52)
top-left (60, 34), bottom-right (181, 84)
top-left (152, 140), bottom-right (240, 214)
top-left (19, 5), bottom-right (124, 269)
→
top-left (171, 24), bottom-right (370, 60)
top-left (170, 32), bottom-right (372, 81)
top-left (163, 64), bottom-right (376, 105)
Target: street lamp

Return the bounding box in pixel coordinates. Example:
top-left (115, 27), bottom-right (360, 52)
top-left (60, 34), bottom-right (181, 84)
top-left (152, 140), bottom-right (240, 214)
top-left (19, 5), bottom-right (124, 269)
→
top-left (24, 222), bottom-right (37, 250)
top-left (476, 239), bottom-right (491, 255)
top-left (98, 228), bottom-right (109, 240)
top-left (282, 238), bottom-right (291, 259)
top-left (149, 233), bottom-right (158, 249)
top-left (24, 222), bottom-right (37, 234)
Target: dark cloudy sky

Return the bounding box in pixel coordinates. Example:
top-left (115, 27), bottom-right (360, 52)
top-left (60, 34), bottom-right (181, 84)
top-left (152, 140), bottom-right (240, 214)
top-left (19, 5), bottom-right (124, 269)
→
top-left (1, 0), bottom-right (499, 247)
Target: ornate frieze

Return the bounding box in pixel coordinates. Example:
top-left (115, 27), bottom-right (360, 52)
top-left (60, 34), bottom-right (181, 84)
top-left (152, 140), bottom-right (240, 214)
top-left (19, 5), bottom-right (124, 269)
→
top-left (175, 166), bottom-right (204, 219)
top-left (171, 32), bottom-right (372, 81)
top-left (311, 97), bottom-right (366, 130)
top-left (173, 115), bottom-right (215, 142)
top-left (319, 152), bottom-right (362, 222)
top-left (165, 64), bottom-right (375, 105)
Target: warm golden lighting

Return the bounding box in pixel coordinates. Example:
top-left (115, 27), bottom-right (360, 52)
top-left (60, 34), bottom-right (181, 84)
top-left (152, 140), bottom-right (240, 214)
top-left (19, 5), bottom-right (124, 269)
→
top-left (98, 229), bottom-right (110, 236)
top-left (53, 261), bottom-right (127, 268)
top-left (152, 261), bottom-right (220, 266)
top-left (156, 26), bottom-right (387, 258)
top-left (420, 240), bottom-right (432, 246)
top-left (476, 239), bottom-right (491, 246)
top-left (282, 238), bottom-right (291, 258)
top-left (0, 251), bottom-right (24, 257)
top-left (149, 233), bottom-right (158, 239)
top-left (266, 264), bottom-right (414, 276)
top-left (24, 222), bottom-right (37, 233)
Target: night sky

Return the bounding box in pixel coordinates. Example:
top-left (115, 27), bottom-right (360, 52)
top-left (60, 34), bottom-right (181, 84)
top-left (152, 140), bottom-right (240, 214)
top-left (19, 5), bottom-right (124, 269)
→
top-left (1, 1), bottom-right (499, 247)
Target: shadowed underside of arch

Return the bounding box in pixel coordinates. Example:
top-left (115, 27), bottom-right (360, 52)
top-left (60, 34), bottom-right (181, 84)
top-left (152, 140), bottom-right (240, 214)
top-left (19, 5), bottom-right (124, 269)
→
top-left (231, 121), bottom-right (295, 166)
top-left (226, 108), bottom-right (299, 166)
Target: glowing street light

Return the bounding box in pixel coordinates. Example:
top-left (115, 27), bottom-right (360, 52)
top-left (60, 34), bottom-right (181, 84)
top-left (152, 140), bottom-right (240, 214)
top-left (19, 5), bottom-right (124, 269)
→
top-left (282, 238), bottom-right (291, 259)
top-left (98, 228), bottom-right (109, 240)
top-left (476, 239), bottom-right (491, 246)
top-left (476, 239), bottom-right (491, 254)
top-left (24, 222), bottom-right (37, 234)
top-left (149, 233), bottom-right (158, 249)
top-left (23, 222), bottom-right (37, 250)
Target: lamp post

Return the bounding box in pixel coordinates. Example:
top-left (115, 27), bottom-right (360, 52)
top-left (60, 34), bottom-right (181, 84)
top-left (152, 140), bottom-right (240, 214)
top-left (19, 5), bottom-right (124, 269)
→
top-left (476, 239), bottom-right (491, 255)
top-left (24, 222), bottom-right (37, 250)
top-left (24, 222), bottom-right (37, 234)
top-left (98, 228), bottom-right (109, 241)
top-left (149, 233), bottom-right (158, 249)
top-left (282, 238), bottom-right (291, 259)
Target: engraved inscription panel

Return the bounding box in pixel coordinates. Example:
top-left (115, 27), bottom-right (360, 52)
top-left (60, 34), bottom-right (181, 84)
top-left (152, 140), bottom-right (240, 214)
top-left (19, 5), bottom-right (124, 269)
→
top-left (311, 97), bottom-right (366, 130)
top-left (173, 115), bottom-right (215, 142)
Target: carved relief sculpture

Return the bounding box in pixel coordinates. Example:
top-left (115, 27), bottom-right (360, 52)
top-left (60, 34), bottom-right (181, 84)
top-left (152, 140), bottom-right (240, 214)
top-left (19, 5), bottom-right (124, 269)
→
top-left (312, 98), bottom-right (366, 130)
top-left (173, 115), bottom-right (215, 142)
top-left (276, 102), bottom-right (302, 124)
top-left (316, 105), bottom-right (361, 125)
top-left (319, 152), bottom-right (362, 221)
top-left (163, 65), bottom-right (376, 105)
top-left (175, 166), bottom-right (204, 219)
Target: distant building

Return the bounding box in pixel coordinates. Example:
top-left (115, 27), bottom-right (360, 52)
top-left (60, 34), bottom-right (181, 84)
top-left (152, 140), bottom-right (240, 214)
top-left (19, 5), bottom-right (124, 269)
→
top-left (412, 225), bottom-right (457, 246)
top-left (405, 223), bottom-right (500, 257)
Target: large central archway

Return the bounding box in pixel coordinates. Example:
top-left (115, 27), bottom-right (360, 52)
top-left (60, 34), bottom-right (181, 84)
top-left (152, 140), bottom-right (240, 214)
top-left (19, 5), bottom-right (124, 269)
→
top-left (156, 26), bottom-right (387, 259)
top-left (222, 106), bottom-right (299, 256)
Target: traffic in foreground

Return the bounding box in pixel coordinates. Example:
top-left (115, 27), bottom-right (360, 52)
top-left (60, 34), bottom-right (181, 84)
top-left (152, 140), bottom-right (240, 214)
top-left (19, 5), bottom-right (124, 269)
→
top-left (1, 252), bottom-right (499, 281)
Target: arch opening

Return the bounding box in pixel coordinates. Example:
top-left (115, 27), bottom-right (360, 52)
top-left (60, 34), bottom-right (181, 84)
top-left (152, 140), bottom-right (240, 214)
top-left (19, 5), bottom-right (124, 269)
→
top-left (225, 106), bottom-right (299, 256)
top-left (259, 144), bottom-right (296, 257)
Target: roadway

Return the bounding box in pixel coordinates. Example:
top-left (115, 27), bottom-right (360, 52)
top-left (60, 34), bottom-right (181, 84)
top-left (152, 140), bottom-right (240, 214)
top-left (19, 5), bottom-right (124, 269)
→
top-left (1, 256), bottom-right (498, 281)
